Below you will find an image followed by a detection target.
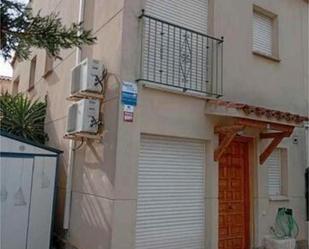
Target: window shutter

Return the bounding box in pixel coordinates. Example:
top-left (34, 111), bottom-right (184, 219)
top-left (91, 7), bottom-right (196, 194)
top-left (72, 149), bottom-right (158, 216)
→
top-left (136, 136), bottom-right (205, 249)
top-left (266, 149), bottom-right (282, 196)
top-left (145, 0), bottom-right (208, 34)
top-left (29, 56), bottom-right (37, 90)
top-left (253, 12), bottom-right (273, 56)
top-left (44, 52), bottom-right (54, 77)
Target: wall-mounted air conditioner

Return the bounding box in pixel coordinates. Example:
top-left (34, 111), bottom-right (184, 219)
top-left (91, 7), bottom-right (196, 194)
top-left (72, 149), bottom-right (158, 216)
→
top-left (66, 99), bottom-right (100, 134)
top-left (71, 58), bottom-right (105, 95)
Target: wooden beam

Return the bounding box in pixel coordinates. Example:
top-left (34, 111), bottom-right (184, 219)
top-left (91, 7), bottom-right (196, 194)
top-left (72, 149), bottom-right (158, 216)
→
top-left (235, 118), bottom-right (294, 132)
top-left (235, 118), bottom-right (266, 129)
top-left (260, 130), bottom-right (293, 165)
top-left (268, 123), bottom-right (294, 133)
top-left (215, 125), bottom-right (244, 134)
top-left (260, 132), bottom-right (289, 139)
top-left (214, 132), bottom-right (237, 161)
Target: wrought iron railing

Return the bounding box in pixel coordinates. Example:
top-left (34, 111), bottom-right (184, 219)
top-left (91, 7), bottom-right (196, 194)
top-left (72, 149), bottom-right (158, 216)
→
top-left (138, 13), bottom-right (224, 97)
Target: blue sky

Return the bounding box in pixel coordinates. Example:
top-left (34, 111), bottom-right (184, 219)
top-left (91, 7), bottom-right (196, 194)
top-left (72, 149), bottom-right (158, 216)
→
top-left (0, 58), bottom-right (13, 77)
top-left (0, 0), bottom-right (29, 77)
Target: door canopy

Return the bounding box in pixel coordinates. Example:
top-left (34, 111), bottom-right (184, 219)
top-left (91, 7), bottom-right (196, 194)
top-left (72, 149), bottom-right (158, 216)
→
top-left (206, 99), bottom-right (309, 165)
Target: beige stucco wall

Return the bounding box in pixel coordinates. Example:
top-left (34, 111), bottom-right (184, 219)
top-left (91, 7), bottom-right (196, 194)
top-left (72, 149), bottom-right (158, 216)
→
top-left (254, 128), bottom-right (308, 244)
top-left (12, 1), bottom-right (125, 249)
top-left (11, 0), bottom-right (308, 248)
top-left (212, 0), bottom-right (308, 116)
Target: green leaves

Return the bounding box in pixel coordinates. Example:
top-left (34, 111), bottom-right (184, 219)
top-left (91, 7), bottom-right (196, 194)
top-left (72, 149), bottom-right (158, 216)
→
top-left (0, 92), bottom-right (48, 144)
top-left (0, 0), bottom-right (96, 60)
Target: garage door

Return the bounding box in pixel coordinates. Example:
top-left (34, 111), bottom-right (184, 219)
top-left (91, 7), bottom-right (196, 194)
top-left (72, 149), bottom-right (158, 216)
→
top-left (136, 136), bottom-right (205, 249)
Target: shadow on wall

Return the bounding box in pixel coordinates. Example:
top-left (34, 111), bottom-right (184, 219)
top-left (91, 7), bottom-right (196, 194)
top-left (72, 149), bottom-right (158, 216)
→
top-left (44, 99), bottom-right (116, 249)
top-left (66, 140), bottom-right (114, 249)
top-left (45, 71), bottom-right (60, 86)
top-left (44, 0), bottom-right (119, 246)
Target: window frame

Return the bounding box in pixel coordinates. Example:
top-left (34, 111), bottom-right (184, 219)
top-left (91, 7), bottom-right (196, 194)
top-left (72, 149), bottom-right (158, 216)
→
top-left (43, 51), bottom-right (54, 78)
top-left (252, 5), bottom-right (280, 62)
top-left (28, 55), bottom-right (37, 91)
top-left (267, 147), bottom-right (288, 200)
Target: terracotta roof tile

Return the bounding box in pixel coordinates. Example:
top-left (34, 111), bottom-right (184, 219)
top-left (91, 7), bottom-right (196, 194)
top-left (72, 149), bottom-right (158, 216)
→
top-left (207, 99), bottom-right (309, 124)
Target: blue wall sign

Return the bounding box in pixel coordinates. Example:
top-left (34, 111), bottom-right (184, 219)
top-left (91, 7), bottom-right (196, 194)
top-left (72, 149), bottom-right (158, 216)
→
top-left (121, 81), bottom-right (138, 106)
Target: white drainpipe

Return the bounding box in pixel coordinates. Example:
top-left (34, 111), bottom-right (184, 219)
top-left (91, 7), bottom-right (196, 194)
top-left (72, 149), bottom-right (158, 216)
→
top-left (63, 0), bottom-right (85, 230)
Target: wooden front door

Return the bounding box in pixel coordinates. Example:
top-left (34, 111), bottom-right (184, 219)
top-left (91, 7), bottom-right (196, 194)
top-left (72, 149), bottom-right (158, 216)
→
top-left (219, 137), bottom-right (250, 249)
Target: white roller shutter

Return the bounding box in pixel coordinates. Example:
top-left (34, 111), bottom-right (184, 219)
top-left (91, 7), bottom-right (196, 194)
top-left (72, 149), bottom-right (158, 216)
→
top-left (136, 136), bottom-right (205, 249)
top-left (266, 149), bottom-right (282, 196)
top-left (253, 11), bottom-right (273, 56)
top-left (145, 0), bottom-right (208, 34)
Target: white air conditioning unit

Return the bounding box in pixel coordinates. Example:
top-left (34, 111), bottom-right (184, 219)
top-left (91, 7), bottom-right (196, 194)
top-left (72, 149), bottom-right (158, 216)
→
top-left (71, 58), bottom-right (105, 95)
top-left (66, 99), bottom-right (100, 134)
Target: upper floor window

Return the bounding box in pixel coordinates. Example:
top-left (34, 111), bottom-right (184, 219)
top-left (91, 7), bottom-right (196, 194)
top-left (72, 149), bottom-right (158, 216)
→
top-left (12, 76), bottom-right (19, 95)
top-left (28, 56), bottom-right (37, 91)
top-left (266, 148), bottom-right (288, 197)
top-left (43, 52), bottom-right (54, 78)
top-left (253, 6), bottom-right (279, 61)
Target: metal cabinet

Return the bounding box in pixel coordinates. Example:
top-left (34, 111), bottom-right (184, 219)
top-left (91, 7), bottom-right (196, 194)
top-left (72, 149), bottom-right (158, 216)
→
top-left (0, 132), bottom-right (61, 249)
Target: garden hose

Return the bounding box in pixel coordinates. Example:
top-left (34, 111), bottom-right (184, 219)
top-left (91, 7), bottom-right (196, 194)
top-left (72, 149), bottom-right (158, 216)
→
top-left (271, 208), bottom-right (299, 239)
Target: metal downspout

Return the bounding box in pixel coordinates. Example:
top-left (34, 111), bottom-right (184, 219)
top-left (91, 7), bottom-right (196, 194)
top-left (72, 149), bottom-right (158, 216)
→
top-left (63, 0), bottom-right (85, 230)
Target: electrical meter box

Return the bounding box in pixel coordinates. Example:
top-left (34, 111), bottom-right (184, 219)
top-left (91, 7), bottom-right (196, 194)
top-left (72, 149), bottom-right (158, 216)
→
top-left (71, 58), bottom-right (105, 95)
top-left (66, 99), bottom-right (100, 134)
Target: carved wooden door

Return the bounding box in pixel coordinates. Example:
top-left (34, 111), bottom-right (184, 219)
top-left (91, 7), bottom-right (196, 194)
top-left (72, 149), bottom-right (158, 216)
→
top-left (219, 138), bottom-right (250, 249)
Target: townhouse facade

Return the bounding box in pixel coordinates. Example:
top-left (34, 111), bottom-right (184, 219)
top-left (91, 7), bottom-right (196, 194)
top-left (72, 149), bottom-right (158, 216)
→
top-left (11, 0), bottom-right (309, 249)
